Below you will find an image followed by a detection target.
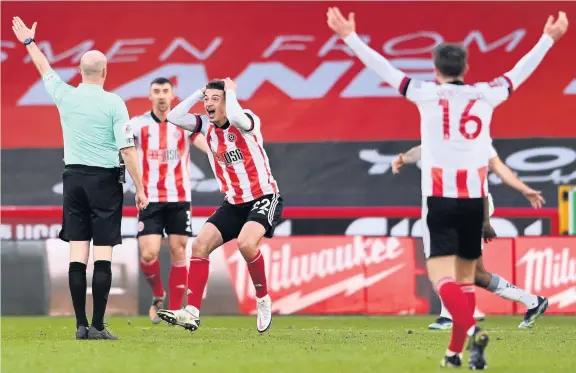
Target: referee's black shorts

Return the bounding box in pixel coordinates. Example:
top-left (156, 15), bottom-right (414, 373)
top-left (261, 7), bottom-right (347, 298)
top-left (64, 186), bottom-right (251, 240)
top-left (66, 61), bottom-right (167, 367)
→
top-left (422, 196), bottom-right (484, 260)
top-left (59, 165), bottom-right (123, 246)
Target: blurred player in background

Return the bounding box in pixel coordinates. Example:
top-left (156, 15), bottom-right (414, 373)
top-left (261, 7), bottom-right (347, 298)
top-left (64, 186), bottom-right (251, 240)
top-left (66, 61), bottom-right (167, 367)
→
top-left (328, 6), bottom-right (567, 369)
top-left (156, 78), bottom-right (283, 334)
top-left (128, 78), bottom-right (207, 324)
top-left (392, 144), bottom-right (548, 330)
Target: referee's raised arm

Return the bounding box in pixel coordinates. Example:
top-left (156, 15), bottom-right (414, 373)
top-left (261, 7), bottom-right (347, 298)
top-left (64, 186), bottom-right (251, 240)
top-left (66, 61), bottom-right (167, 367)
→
top-left (12, 16), bottom-right (147, 340)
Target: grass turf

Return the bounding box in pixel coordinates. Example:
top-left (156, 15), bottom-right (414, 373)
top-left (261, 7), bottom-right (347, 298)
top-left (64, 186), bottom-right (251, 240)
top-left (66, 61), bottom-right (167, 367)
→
top-left (2, 316), bottom-right (575, 373)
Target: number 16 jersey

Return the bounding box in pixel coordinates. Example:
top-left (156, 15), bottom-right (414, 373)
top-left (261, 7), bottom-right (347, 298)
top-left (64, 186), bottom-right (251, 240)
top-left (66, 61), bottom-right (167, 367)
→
top-left (399, 77), bottom-right (512, 199)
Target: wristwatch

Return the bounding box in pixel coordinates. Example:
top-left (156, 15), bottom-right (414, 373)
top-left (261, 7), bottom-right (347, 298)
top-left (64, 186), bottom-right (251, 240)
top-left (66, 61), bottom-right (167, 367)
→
top-left (23, 38), bottom-right (35, 46)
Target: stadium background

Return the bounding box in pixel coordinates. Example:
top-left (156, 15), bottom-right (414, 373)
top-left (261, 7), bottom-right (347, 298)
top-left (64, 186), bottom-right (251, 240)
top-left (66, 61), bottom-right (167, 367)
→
top-left (1, 1), bottom-right (576, 318)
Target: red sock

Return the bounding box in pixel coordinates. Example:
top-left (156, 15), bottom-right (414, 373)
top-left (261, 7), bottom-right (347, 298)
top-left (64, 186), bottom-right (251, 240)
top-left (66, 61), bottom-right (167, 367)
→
top-left (186, 257), bottom-right (210, 310)
top-left (141, 259), bottom-right (164, 298)
top-left (437, 278), bottom-right (475, 354)
top-left (168, 260), bottom-right (188, 309)
top-left (449, 323), bottom-right (466, 356)
top-left (460, 283), bottom-right (476, 312)
top-left (247, 250), bottom-right (268, 298)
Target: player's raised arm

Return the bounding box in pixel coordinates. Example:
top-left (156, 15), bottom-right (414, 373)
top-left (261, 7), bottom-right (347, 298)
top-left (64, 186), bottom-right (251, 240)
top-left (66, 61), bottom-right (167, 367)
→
top-left (501, 12), bottom-right (568, 91)
top-left (223, 78), bottom-right (253, 131)
top-left (326, 7), bottom-right (406, 91)
top-left (12, 17), bottom-right (52, 76)
top-left (166, 89), bottom-right (205, 132)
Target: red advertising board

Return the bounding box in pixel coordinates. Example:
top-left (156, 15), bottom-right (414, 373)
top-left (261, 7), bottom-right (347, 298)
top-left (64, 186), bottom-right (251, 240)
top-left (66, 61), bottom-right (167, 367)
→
top-left (514, 237), bottom-right (576, 314)
top-left (2, 1), bottom-right (576, 148)
top-left (221, 236), bottom-right (420, 315)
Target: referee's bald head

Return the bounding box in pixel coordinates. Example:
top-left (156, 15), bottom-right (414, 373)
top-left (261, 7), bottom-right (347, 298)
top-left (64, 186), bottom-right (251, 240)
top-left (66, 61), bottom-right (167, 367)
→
top-left (80, 50), bottom-right (108, 83)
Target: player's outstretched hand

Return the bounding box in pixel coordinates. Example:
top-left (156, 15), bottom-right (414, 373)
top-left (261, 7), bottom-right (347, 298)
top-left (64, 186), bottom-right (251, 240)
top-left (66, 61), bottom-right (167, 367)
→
top-left (391, 154), bottom-right (405, 174)
top-left (326, 7), bottom-right (355, 39)
top-left (523, 188), bottom-right (545, 209)
top-left (482, 222), bottom-right (497, 243)
top-left (12, 16), bottom-right (36, 43)
top-left (223, 77), bottom-right (237, 92)
top-left (544, 11), bottom-right (568, 42)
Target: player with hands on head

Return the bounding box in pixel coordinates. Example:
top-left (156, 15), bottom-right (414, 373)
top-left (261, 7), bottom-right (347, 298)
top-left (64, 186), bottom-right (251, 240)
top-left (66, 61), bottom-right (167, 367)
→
top-left (155, 77), bottom-right (283, 334)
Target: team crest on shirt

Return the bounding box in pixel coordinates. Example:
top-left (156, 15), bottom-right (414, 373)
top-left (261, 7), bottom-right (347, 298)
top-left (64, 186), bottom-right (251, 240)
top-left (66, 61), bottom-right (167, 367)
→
top-left (227, 133), bottom-right (237, 142)
top-left (173, 130), bottom-right (182, 140)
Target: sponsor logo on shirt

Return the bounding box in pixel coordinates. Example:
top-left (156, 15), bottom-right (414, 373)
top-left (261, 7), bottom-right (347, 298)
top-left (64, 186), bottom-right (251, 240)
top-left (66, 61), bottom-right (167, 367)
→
top-left (147, 149), bottom-right (181, 163)
top-left (215, 148), bottom-right (244, 166)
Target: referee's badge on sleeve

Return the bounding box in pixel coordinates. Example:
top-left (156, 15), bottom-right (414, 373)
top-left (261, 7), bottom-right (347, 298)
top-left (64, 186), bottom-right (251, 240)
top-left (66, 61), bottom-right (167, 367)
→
top-left (124, 123), bottom-right (133, 135)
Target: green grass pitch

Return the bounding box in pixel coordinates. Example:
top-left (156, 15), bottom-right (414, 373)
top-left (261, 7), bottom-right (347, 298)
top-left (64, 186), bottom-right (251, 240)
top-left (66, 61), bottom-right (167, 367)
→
top-left (2, 316), bottom-right (575, 373)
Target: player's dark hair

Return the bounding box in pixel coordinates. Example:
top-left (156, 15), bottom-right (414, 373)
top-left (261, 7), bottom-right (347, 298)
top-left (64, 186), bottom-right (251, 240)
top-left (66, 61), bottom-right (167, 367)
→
top-left (205, 80), bottom-right (225, 91)
top-left (150, 77), bottom-right (173, 87)
top-left (433, 43), bottom-right (468, 78)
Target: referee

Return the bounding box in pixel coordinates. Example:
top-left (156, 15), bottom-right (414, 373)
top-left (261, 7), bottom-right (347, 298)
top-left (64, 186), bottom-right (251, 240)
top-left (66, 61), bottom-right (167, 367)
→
top-left (12, 17), bottom-right (149, 340)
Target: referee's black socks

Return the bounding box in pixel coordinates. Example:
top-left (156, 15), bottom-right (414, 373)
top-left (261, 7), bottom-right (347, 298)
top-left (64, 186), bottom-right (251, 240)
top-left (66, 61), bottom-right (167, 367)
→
top-left (91, 260), bottom-right (112, 331)
top-left (68, 262), bottom-right (89, 328)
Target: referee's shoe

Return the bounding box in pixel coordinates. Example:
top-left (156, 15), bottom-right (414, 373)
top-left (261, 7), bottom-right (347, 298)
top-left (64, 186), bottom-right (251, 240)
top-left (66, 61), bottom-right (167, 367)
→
top-left (87, 325), bottom-right (118, 340)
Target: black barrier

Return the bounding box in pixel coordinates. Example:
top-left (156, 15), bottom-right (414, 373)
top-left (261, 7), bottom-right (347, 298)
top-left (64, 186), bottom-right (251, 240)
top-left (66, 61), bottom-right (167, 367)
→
top-left (3, 138), bottom-right (575, 207)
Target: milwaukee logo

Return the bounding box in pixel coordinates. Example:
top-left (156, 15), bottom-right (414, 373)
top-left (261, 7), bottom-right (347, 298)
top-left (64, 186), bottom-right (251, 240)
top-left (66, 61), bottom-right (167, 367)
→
top-left (271, 264), bottom-right (405, 314)
top-left (518, 247), bottom-right (576, 294)
top-left (227, 236), bottom-right (405, 304)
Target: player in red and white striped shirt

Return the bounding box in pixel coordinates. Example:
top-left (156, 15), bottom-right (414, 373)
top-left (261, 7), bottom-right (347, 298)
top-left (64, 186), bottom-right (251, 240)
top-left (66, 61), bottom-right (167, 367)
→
top-left (393, 144), bottom-right (547, 330)
top-left (157, 78), bottom-right (283, 334)
top-left (328, 7), bottom-right (568, 369)
top-left (129, 77), bottom-right (207, 324)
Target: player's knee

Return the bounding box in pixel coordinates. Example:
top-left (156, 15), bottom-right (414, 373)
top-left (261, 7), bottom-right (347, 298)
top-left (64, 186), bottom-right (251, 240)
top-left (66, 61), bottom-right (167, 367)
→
top-left (140, 249), bottom-right (158, 263)
top-left (237, 238), bottom-right (258, 260)
top-left (191, 239), bottom-right (211, 258)
top-left (169, 244), bottom-right (187, 262)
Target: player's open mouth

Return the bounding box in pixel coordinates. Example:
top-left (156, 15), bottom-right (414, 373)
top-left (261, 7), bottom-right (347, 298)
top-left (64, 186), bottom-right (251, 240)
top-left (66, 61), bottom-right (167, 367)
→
top-left (207, 109), bottom-right (216, 118)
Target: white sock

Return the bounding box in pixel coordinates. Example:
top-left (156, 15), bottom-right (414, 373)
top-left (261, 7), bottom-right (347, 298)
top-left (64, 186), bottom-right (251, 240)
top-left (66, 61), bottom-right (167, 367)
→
top-left (488, 274), bottom-right (539, 309)
top-left (439, 299), bottom-right (452, 320)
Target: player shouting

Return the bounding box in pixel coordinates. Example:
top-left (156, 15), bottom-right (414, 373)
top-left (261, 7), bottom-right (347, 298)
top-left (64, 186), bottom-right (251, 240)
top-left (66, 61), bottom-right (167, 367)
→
top-left (128, 77), bottom-right (207, 323)
top-left (327, 6), bottom-right (567, 369)
top-left (157, 78), bottom-right (282, 333)
top-left (392, 144), bottom-right (548, 330)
